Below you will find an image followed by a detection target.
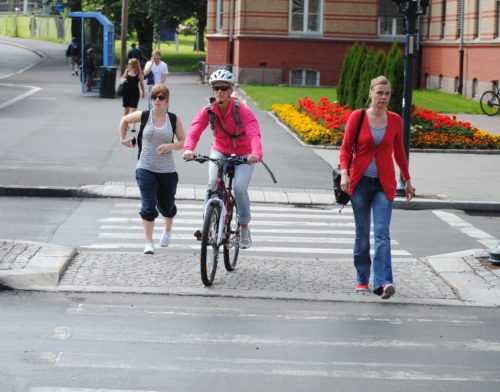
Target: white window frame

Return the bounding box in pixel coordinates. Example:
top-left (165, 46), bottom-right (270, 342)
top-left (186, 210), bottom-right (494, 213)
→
top-left (378, 16), bottom-right (405, 37)
top-left (290, 68), bottom-right (320, 86)
top-left (289, 0), bottom-right (323, 35)
top-left (216, 0), bottom-right (224, 33)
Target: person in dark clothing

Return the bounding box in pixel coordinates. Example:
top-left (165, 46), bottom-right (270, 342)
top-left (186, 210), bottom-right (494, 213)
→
top-left (121, 58), bottom-right (146, 131)
top-left (65, 37), bottom-right (80, 76)
top-left (127, 43), bottom-right (142, 61)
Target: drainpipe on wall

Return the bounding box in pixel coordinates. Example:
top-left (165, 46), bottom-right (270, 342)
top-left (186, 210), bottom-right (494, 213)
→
top-left (458, 0), bottom-right (465, 95)
top-left (229, 0), bottom-right (235, 70)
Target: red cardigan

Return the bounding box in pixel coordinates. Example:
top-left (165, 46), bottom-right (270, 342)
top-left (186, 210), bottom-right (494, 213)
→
top-left (339, 109), bottom-right (411, 201)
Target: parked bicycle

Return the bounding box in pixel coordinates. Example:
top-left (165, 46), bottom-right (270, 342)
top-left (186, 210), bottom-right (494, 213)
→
top-left (480, 82), bottom-right (500, 116)
top-left (187, 154), bottom-right (248, 286)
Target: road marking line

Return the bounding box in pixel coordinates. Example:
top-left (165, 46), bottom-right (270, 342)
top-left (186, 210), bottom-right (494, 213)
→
top-left (433, 210), bottom-right (499, 248)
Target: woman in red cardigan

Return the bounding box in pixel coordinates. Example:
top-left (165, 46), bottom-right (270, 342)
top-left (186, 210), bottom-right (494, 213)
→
top-left (339, 76), bottom-right (414, 299)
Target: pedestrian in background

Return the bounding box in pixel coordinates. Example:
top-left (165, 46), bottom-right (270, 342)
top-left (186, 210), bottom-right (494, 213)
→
top-left (143, 50), bottom-right (168, 109)
top-left (65, 37), bottom-right (80, 76)
top-left (119, 84), bottom-right (185, 254)
top-left (127, 43), bottom-right (142, 62)
top-left (339, 75), bottom-right (413, 299)
top-left (183, 69), bottom-right (263, 249)
top-left (120, 58), bottom-right (146, 132)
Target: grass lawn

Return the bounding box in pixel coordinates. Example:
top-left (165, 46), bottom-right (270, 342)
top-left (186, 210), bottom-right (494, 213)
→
top-left (241, 84), bottom-right (482, 115)
top-left (115, 35), bottom-right (205, 73)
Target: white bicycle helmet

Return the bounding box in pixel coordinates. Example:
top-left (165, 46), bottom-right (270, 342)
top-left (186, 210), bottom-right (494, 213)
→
top-left (209, 69), bottom-right (235, 85)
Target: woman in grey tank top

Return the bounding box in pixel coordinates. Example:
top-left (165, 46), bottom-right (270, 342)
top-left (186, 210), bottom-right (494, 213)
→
top-left (119, 84), bottom-right (186, 254)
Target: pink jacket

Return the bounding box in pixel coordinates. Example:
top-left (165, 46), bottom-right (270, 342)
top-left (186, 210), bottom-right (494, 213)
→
top-left (184, 98), bottom-right (263, 159)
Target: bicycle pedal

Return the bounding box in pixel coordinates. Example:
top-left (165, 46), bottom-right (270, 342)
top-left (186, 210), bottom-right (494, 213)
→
top-left (194, 230), bottom-right (202, 241)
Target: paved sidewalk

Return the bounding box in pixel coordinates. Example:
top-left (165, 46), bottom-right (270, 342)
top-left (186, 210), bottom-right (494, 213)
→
top-left (1, 239), bottom-right (500, 307)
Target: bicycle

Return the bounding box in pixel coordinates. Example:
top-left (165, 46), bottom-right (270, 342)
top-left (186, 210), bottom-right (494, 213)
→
top-left (480, 82), bottom-right (500, 116)
top-left (187, 154), bottom-right (248, 286)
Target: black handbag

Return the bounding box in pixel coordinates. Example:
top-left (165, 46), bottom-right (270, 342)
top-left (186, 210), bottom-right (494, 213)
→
top-left (116, 82), bottom-right (126, 97)
top-left (333, 109), bottom-right (366, 207)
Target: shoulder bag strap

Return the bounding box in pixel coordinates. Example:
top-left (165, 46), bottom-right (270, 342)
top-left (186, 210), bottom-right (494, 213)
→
top-left (347, 109), bottom-right (365, 169)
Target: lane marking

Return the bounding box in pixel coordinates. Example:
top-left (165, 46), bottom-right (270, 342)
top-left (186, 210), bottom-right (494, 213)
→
top-left (0, 83), bottom-right (42, 110)
top-left (433, 210), bottom-right (499, 248)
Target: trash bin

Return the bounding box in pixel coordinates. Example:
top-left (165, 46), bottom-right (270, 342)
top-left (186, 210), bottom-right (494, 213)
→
top-left (99, 66), bottom-right (117, 98)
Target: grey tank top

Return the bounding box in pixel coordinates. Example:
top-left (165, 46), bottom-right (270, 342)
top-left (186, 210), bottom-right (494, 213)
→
top-left (364, 125), bottom-right (387, 178)
top-left (136, 110), bottom-right (176, 173)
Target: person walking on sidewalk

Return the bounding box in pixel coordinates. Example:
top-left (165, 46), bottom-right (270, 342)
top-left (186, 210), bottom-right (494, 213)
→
top-left (339, 75), bottom-right (414, 299)
top-left (183, 69), bottom-right (263, 249)
top-left (119, 84), bottom-right (186, 254)
top-left (120, 58), bottom-right (146, 132)
top-left (65, 37), bottom-right (80, 76)
top-left (143, 50), bottom-right (168, 109)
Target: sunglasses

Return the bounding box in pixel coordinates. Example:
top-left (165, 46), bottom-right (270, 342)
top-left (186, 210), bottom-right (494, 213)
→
top-left (212, 86), bottom-right (231, 92)
top-left (152, 95), bottom-right (166, 101)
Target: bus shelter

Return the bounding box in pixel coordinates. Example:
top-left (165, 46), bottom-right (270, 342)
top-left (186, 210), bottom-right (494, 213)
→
top-left (68, 11), bottom-right (115, 96)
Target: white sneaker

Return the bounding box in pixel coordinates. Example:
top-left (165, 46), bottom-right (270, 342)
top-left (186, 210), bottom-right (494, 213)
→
top-left (240, 227), bottom-right (252, 249)
top-left (159, 231), bottom-right (171, 247)
top-left (143, 243), bottom-right (155, 254)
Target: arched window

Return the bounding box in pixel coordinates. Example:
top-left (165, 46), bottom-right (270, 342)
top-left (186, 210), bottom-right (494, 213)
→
top-left (290, 0), bottom-right (323, 34)
top-left (472, 78), bottom-right (479, 97)
top-left (216, 0), bottom-right (224, 33)
top-left (438, 74), bottom-right (443, 89)
top-left (291, 69), bottom-right (320, 86)
top-left (454, 76), bottom-right (459, 92)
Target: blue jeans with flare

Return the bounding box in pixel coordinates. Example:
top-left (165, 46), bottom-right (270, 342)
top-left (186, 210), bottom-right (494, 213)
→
top-left (350, 176), bottom-right (394, 291)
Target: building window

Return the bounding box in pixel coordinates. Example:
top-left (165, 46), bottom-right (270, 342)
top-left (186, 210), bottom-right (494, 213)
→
top-left (291, 69), bottom-right (319, 86)
top-left (456, 0), bottom-right (463, 39)
top-left (438, 74), bottom-right (443, 89)
top-left (290, 0), bottom-right (323, 34)
top-left (425, 73), bottom-right (430, 89)
top-left (472, 78), bottom-right (479, 97)
top-left (378, 0), bottom-right (404, 37)
top-left (440, 0), bottom-right (447, 39)
top-left (216, 0), bottom-right (224, 33)
top-left (496, 0), bottom-right (500, 37)
top-left (475, 0), bottom-right (481, 38)
top-left (454, 76), bottom-right (459, 92)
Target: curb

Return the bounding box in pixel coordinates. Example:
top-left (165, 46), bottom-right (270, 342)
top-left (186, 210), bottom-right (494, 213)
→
top-left (0, 240), bottom-right (76, 290)
top-left (1, 184), bottom-right (500, 212)
top-left (424, 249), bottom-right (500, 306)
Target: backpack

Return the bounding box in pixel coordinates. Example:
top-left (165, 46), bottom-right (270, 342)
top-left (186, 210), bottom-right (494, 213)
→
top-left (206, 97), bottom-right (246, 147)
top-left (137, 110), bottom-right (177, 159)
top-left (69, 43), bottom-right (79, 56)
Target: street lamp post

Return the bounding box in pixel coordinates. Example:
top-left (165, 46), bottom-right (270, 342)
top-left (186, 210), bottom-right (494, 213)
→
top-left (393, 0), bottom-right (429, 196)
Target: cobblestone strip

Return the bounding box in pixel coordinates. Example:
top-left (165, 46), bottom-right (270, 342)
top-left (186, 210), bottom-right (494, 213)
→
top-left (463, 254), bottom-right (500, 288)
top-left (0, 241), bottom-right (41, 270)
top-left (60, 251), bottom-right (458, 301)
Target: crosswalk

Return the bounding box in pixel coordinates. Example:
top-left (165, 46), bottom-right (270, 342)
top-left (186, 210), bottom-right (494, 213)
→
top-left (23, 300), bottom-right (500, 391)
top-left (81, 201), bottom-right (412, 257)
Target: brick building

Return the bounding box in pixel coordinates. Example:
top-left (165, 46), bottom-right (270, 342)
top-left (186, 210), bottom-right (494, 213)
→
top-left (205, 0), bottom-right (499, 99)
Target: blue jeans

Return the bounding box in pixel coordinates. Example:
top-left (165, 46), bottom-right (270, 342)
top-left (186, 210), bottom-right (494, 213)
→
top-left (136, 168), bottom-right (178, 221)
top-left (206, 150), bottom-right (255, 225)
top-left (350, 176), bottom-right (394, 291)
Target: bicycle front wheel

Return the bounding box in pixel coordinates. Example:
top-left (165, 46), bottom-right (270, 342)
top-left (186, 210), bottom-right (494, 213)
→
top-left (480, 91), bottom-right (500, 116)
top-left (200, 203), bottom-right (221, 286)
top-left (223, 203), bottom-right (240, 271)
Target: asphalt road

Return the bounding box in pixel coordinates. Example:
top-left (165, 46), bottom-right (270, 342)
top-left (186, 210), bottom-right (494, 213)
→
top-left (1, 291), bottom-right (499, 392)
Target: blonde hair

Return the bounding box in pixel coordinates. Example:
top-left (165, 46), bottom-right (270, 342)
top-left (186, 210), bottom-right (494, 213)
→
top-left (127, 58), bottom-right (141, 74)
top-left (152, 49), bottom-right (161, 58)
top-left (150, 84), bottom-right (169, 100)
top-left (370, 75), bottom-right (391, 91)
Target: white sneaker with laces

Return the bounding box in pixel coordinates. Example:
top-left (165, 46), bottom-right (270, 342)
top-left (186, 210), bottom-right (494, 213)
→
top-left (143, 243), bottom-right (155, 254)
top-left (159, 231), bottom-right (171, 247)
top-left (240, 227), bottom-right (252, 249)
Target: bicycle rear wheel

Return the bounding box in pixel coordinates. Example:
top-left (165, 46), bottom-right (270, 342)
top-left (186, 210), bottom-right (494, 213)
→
top-left (480, 91), bottom-right (500, 116)
top-left (200, 203), bottom-right (221, 286)
top-left (223, 203), bottom-right (240, 271)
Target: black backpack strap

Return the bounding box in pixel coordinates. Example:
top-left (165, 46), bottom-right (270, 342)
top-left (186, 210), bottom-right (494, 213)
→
top-left (167, 111), bottom-right (177, 143)
top-left (137, 110), bottom-right (150, 159)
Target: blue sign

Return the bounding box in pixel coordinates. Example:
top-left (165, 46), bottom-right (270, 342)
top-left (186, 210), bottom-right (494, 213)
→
top-left (157, 24), bottom-right (176, 42)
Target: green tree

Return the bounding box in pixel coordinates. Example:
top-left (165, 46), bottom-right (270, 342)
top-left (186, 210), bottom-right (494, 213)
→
top-left (355, 50), bottom-right (376, 109)
top-left (336, 44), bottom-right (354, 106)
top-left (346, 43), bottom-right (368, 109)
top-left (385, 42), bottom-right (404, 115)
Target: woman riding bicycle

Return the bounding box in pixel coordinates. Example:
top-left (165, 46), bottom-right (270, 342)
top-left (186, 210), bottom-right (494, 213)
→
top-left (183, 69), bottom-right (263, 249)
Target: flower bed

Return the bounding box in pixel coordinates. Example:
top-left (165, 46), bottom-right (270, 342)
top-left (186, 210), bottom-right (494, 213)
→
top-left (272, 97), bottom-right (500, 149)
